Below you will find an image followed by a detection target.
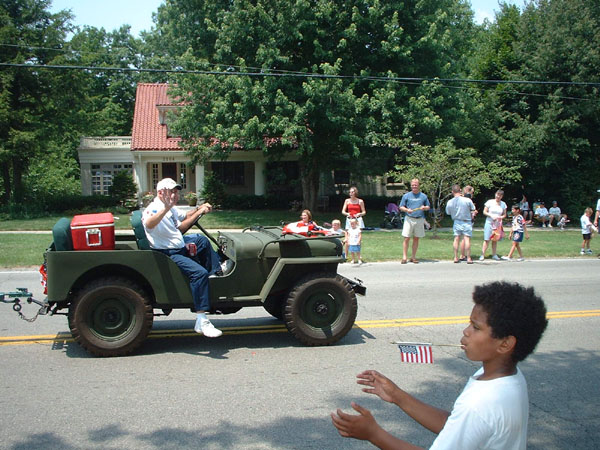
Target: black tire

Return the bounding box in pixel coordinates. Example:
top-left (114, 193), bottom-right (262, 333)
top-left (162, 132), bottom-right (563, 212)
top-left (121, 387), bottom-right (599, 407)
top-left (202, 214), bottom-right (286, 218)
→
top-left (68, 277), bottom-right (153, 357)
top-left (283, 273), bottom-right (357, 346)
top-left (263, 294), bottom-right (284, 320)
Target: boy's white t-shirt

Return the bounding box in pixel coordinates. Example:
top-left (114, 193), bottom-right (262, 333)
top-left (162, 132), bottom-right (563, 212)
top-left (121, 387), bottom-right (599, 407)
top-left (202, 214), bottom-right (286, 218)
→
top-left (580, 214), bottom-right (597, 234)
top-left (347, 227), bottom-right (361, 246)
top-left (430, 367), bottom-right (529, 450)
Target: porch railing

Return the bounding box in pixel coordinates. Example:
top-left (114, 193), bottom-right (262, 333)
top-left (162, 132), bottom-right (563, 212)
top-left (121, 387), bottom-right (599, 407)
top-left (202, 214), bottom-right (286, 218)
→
top-left (79, 136), bottom-right (132, 149)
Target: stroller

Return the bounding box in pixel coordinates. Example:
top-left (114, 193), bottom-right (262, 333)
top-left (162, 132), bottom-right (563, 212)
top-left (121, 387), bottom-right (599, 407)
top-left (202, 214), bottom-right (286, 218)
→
top-left (381, 202), bottom-right (403, 229)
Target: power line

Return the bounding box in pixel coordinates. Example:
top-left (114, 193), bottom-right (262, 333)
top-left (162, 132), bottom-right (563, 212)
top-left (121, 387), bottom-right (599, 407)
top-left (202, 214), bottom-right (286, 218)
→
top-left (1, 61), bottom-right (599, 88)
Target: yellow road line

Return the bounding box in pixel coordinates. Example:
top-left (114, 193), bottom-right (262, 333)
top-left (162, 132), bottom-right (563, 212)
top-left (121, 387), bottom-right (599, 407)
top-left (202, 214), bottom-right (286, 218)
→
top-left (1, 310), bottom-right (599, 347)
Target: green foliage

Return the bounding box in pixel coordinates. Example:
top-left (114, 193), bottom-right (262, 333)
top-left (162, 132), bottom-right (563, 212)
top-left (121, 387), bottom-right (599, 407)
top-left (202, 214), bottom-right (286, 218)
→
top-left (389, 138), bottom-right (521, 231)
top-left (184, 191), bottom-right (198, 205)
top-left (108, 171), bottom-right (138, 207)
top-left (466, 0), bottom-right (600, 215)
top-left (156, 0), bottom-right (475, 210)
top-left (201, 172), bottom-right (227, 208)
top-left (24, 150), bottom-right (81, 200)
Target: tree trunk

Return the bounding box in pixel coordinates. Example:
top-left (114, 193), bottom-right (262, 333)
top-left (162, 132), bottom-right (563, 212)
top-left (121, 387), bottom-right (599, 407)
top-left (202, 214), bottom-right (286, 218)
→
top-left (12, 157), bottom-right (24, 203)
top-left (299, 159), bottom-right (320, 212)
top-left (1, 162), bottom-right (11, 204)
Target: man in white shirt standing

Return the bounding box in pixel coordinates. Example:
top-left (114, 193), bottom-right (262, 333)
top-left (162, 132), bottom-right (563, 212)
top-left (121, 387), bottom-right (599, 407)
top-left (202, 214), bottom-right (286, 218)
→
top-left (594, 189), bottom-right (600, 230)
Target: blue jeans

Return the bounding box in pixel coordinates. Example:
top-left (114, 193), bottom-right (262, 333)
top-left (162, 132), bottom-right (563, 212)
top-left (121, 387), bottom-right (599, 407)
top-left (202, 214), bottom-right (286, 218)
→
top-left (155, 234), bottom-right (221, 312)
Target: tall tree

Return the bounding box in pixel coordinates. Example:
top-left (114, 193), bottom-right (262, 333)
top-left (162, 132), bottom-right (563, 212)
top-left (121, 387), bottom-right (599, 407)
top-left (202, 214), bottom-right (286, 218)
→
top-left (1, 0), bottom-right (143, 204)
top-left (0, 0), bottom-right (73, 202)
top-left (149, 0), bottom-right (475, 209)
top-left (467, 0), bottom-right (600, 213)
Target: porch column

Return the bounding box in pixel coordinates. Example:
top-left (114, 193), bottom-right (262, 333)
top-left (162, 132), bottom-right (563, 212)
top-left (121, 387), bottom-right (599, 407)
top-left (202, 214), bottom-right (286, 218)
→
top-left (195, 163), bottom-right (205, 198)
top-left (80, 163), bottom-right (92, 196)
top-left (254, 160), bottom-right (266, 196)
top-left (133, 154), bottom-right (146, 194)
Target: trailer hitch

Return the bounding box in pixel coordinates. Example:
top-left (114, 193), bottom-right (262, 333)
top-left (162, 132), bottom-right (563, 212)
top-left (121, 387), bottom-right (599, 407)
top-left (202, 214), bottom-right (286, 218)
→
top-left (1, 288), bottom-right (49, 322)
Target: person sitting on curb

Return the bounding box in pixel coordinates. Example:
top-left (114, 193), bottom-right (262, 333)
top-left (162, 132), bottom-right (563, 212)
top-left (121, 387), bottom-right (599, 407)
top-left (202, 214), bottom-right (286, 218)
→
top-left (331, 281), bottom-right (548, 450)
top-left (548, 201), bottom-right (566, 228)
top-left (534, 202), bottom-right (550, 227)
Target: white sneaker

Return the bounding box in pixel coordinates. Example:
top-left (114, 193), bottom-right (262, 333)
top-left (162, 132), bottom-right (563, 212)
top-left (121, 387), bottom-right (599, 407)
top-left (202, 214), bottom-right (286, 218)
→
top-left (580, 250), bottom-right (585, 255)
top-left (500, 256), bottom-right (511, 261)
top-left (479, 255), bottom-right (485, 261)
top-left (195, 319), bottom-right (223, 338)
top-left (548, 224), bottom-right (553, 228)
top-left (586, 249), bottom-right (593, 255)
top-left (358, 260), bottom-right (363, 265)
top-left (542, 224), bottom-right (546, 228)
top-left (517, 257), bottom-right (525, 262)
top-left (492, 254), bottom-right (500, 261)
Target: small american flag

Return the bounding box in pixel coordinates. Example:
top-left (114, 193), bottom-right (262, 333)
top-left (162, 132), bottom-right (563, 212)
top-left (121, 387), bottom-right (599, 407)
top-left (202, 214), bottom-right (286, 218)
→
top-left (398, 343), bottom-right (433, 364)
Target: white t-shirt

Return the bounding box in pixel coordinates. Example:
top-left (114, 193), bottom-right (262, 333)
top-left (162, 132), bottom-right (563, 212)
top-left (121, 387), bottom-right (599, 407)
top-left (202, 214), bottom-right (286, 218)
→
top-left (430, 367), bottom-right (529, 450)
top-left (142, 198), bottom-right (186, 249)
top-left (580, 214), bottom-right (597, 234)
top-left (535, 206), bottom-right (548, 217)
top-left (549, 206), bottom-right (561, 216)
top-left (347, 227), bottom-right (361, 246)
top-left (484, 200), bottom-right (507, 225)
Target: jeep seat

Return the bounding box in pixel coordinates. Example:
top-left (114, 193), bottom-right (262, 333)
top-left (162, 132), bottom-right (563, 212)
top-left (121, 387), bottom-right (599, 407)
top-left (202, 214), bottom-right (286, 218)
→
top-left (131, 210), bottom-right (151, 250)
top-left (52, 217), bottom-right (74, 251)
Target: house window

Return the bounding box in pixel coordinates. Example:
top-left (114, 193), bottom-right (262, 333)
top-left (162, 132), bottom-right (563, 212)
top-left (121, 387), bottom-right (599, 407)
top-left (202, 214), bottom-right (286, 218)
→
top-left (211, 162), bottom-right (245, 186)
top-left (151, 163), bottom-right (159, 190)
top-left (91, 163), bottom-right (133, 195)
top-left (179, 164), bottom-right (188, 189)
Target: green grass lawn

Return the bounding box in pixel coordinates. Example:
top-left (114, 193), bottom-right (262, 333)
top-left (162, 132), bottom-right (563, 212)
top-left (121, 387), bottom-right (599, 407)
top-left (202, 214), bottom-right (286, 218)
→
top-left (0, 208), bottom-right (457, 231)
top-left (0, 225), bottom-right (589, 268)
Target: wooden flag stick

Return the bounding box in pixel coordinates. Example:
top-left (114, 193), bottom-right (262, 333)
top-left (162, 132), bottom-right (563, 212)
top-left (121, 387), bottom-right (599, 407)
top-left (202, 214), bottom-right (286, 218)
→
top-left (392, 341), bottom-right (462, 348)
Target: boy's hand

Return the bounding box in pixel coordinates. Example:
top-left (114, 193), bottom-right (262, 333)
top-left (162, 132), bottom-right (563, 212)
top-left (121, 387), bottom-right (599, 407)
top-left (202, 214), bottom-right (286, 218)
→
top-left (331, 402), bottom-right (379, 441)
top-left (356, 370), bottom-right (400, 404)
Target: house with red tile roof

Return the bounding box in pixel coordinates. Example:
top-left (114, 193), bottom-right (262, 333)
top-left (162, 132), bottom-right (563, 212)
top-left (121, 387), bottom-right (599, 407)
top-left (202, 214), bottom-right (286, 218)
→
top-left (78, 83), bottom-right (290, 200)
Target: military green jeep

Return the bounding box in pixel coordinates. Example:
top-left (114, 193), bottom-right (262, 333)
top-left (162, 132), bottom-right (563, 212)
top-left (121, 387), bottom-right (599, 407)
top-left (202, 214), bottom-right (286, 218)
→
top-left (42, 212), bottom-right (365, 357)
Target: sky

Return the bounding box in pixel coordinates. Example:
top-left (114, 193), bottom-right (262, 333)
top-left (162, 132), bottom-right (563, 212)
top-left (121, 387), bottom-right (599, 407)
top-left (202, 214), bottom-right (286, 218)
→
top-left (49, 0), bottom-right (522, 37)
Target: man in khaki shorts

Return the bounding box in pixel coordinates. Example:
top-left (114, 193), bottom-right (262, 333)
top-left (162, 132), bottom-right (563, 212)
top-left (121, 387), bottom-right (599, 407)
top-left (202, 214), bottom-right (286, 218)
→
top-left (399, 179), bottom-right (431, 263)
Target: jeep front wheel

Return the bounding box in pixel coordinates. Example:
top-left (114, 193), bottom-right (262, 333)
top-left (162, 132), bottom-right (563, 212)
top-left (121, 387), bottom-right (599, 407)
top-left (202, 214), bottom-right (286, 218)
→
top-left (283, 273), bottom-right (357, 346)
top-left (68, 277), bottom-right (153, 357)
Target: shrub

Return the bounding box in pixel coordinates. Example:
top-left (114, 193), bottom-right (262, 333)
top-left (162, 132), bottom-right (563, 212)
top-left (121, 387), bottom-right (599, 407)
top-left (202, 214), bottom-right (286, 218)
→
top-left (201, 173), bottom-right (227, 207)
top-left (109, 171), bottom-right (138, 208)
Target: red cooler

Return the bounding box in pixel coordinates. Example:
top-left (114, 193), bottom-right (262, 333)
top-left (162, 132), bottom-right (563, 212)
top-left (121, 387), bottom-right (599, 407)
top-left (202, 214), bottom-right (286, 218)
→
top-left (71, 213), bottom-right (115, 250)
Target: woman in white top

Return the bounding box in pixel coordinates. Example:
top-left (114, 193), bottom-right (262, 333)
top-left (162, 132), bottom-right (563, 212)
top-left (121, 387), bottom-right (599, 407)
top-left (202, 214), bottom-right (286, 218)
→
top-left (341, 186), bottom-right (366, 230)
top-left (480, 190), bottom-right (507, 261)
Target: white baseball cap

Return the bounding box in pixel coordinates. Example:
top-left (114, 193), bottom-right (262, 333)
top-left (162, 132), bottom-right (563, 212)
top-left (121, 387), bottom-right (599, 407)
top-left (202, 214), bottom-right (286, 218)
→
top-left (156, 178), bottom-right (182, 191)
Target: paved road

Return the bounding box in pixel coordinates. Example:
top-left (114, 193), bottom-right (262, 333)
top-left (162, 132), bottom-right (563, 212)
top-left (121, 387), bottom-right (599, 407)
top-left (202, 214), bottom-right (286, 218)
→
top-left (1, 259), bottom-right (599, 449)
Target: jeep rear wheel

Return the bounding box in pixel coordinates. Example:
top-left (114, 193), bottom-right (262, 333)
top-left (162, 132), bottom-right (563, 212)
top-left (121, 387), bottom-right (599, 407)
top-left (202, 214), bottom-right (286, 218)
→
top-left (68, 277), bottom-right (153, 357)
top-left (283, 273), bottom-right (357, 346)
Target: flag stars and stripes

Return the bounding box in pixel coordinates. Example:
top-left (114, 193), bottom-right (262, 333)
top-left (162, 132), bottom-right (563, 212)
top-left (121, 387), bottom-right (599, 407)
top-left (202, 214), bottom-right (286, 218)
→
top-left (398, 343), bottom-right (434, 364)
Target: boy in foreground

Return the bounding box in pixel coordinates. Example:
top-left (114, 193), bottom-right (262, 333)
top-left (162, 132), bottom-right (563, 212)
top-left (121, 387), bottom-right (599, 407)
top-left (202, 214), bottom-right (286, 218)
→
top-left (331, 282), bottom-right (548, 449)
